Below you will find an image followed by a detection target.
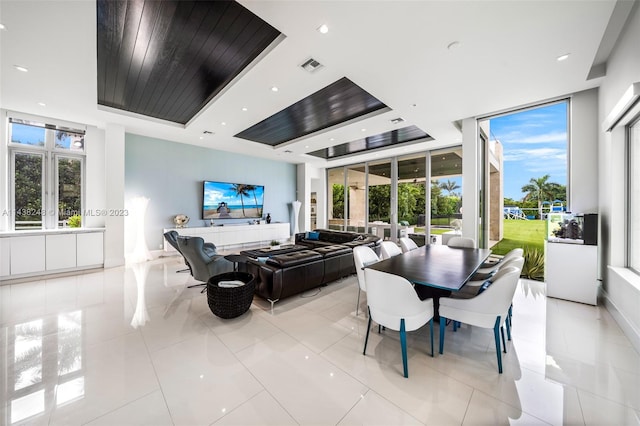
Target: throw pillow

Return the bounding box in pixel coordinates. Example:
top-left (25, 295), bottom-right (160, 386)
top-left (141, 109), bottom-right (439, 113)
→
top-left (307, 231), bottom-right (320, 240)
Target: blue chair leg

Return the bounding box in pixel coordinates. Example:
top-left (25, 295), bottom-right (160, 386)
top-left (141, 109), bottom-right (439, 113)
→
top-left (400, 319), bottom-right (408, 378)
top-left (493, 316), bottom-right (503, 374)
top-left (429, 319), bottom-right (434, 357)
top-left (363, 309), bottom-right (372, 355)
top-left (509, 304), bottom-right (513, 326)
top-left (501, 325), bottom-right (507, 353)
top-left (453, 321), bottom-right (458, 332)
top-left (505, 312), bottom-right (512, 341)
top-left (439, 317), bottom-right (446, 354)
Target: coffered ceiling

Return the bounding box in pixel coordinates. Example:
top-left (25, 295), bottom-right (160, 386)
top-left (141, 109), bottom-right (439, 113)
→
top-left (0, 0), bottom-right (626, 166)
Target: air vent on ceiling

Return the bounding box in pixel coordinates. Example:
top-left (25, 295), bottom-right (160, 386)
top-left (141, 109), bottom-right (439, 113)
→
top-left (300, 57), bottom-right (324, 73)
top-left (391, 117), bottom-right (405, 124)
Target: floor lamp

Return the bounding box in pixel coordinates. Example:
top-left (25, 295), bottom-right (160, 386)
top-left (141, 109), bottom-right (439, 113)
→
top-left (291, 200), bottom-right (301, 241)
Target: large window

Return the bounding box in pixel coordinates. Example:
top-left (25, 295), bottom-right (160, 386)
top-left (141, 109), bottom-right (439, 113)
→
top-left (629, 117), bottom-right (640, 273)
top-left (8, 115), bottom-right (85, 230)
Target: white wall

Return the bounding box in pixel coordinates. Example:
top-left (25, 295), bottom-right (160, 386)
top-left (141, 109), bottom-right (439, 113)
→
top-left (598, 2), bottom-right (640, 353)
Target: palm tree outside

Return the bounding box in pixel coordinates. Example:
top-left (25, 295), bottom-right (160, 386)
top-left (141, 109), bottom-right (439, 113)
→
top-left (440, 179), bottom-right (461, 196)
top-left (521, 174), bottom-right (556, 219)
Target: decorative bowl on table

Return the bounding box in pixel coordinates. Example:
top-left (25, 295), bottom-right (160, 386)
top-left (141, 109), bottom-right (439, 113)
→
top-left (173, 214), bottom-right (190, 228)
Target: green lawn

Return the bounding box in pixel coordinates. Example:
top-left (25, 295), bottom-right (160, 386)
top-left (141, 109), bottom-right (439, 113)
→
top-left (491, 219), bottom-right (546, 255)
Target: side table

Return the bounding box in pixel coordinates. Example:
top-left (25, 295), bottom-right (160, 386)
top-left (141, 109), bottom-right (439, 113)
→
top-left (225, 254), bottom-right (248, 272)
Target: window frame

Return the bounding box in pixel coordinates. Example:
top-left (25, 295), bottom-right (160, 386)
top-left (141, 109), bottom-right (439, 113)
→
top-left (6, 113), bottom-right (86, 230)
top-left (627, 114), bottom-right (640, 274)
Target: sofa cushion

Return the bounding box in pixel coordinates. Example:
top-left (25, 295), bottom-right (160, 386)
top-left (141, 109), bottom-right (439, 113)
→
top-left (241, 245), bottom-right (306, 258)
top-left (266, 250), bottom-right (323, 268)
top-left (312, 245), bottom-right (352, 258)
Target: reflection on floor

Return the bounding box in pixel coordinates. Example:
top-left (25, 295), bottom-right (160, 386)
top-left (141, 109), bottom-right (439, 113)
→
top-left (1, 256), bottom-right (639, 425)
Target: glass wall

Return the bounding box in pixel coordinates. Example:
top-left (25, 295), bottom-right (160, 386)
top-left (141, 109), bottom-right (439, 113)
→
top-left (429, 149), bottom-right (463, 243)
top-left (367, 160), bottom-right (392, 239)
top-left (347, 163), bottom-right (367, 232)
top-left (327, 167), bottom-right (345, 230)
top-left (326, 148), bottom-right (462, 244)
top-left (397, 154), bottom-right (427, 240)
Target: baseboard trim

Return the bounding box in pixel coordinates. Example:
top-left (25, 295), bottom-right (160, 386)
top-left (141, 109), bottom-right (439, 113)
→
top-left (602, 290), bottom-right (640, 355)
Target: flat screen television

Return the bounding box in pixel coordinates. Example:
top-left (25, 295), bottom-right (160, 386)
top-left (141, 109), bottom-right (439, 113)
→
top-left (202, 180), bottom-right (265, 220)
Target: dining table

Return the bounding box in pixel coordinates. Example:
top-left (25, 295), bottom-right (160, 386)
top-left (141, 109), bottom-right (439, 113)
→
top-left (366, 244), bottom-right (493, 291)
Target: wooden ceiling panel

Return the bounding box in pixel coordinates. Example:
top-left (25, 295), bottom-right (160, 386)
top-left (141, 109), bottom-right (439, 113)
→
top-left (235, 77), bottom-right (387, 146)
top-left (308, 125), bottom-right (433, 160)
top-left (97, 0), bottom-right (280, 125)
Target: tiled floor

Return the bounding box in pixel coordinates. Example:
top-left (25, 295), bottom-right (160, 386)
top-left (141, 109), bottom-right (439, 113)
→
top-left (1, 257), bottom-right (639, 425)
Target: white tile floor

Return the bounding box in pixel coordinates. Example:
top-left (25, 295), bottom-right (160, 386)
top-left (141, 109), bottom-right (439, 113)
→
top-left (1, 257), bottom-right (639, 425)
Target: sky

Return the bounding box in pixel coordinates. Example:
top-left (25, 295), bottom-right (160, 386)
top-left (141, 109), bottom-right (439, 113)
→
top-left (489, 102), bottom-right (568, 201)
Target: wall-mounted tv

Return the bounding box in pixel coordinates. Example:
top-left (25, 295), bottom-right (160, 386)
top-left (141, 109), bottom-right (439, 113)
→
top-left (203, 181), bottom-right (265, 219)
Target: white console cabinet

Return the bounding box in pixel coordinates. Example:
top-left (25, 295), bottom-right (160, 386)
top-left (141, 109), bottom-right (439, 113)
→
top-left (0, 229), bottom-right (104, 281)
top-left (164, 223), bottom-right (290, 252)
top-left (545, 241), bottom-right (598, 305)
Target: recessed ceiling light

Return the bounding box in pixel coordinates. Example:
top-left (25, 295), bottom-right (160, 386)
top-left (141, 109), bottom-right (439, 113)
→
top-left (14, 65), bottom-right (28, 72)
top-left (199, 136), bottom-right (204, 140)
top-left (329, 137), bottom-right (335, 141)
top-left (241, 107), bottom-right (248, 112)
top-left (305, 145), bottom-right (309, 148)
top-left (317, 24), bottom-right (329, 34)
top-left (221, 122), bottom-right (226, 126)
top-left (271, 86), bottom-right (279, 92)
top-left (37, 102), bottom-right (46, 107)
top-left (557, 53), bottom-right (570, 61)
top-left (391, 117), bottom-right (404, 124)
top-left (361, 128), bottom-right (366, 132)
top-left (0, 23), bottom-right (6, 30)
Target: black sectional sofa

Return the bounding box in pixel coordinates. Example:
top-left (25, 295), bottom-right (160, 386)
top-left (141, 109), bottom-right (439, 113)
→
top-left (241, 230), bottom-right (381, 307)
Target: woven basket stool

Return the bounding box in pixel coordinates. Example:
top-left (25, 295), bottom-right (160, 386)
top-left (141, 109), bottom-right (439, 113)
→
top-left (207, 272), bottom-right (255, 319)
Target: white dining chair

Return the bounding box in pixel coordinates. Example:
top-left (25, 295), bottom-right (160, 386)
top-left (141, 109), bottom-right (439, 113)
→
top-left (477, 248), bottom-right (524, 273)
top-left (468, 256), bottom-right (524, 287)
top-left (399, 237), bottom-right (418, 253)
top-left (352, 245), bottom-right (380, 316)
top-left (380, 241), bottom-right (402, 259)
top-left (363, 268), bottom-right (434, 378)
top-left (438, 266), bottom-right (520, 373)
top-left (447, 236), bottom-right (475, 248)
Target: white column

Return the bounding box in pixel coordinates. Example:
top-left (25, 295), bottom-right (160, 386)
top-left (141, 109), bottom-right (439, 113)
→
top-left (462, 117), bottom-right (479, 245)
top-left (104, 123), bottom-right (125, 268)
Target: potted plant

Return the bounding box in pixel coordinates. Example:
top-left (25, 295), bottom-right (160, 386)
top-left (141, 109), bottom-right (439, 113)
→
top-left (270, 240), bottom-right (280, 250)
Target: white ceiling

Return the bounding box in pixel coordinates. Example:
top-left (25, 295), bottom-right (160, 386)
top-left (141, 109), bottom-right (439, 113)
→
top-left (0, 0), bottom-right (621, 167)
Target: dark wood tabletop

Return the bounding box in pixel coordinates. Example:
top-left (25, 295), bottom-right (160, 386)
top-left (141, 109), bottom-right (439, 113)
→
top-left (366, 244), bottom-right (492, 291)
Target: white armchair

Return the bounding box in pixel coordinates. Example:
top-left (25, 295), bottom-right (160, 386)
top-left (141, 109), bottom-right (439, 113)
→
top-left (380, 241), bottom-right (402, 259)
top-left (363, 269), bottom-right (434, 378)
top-left (352, 245), bottom-right (380, 316)
top-left (438, 267), bottom-right (520, 373)
top-left (399, 237), bottom-right (419, 253)
top-left (447, 236), bottom-right (475, 248)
